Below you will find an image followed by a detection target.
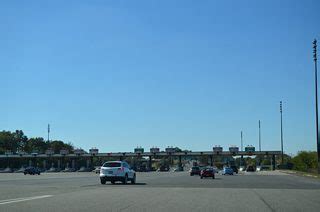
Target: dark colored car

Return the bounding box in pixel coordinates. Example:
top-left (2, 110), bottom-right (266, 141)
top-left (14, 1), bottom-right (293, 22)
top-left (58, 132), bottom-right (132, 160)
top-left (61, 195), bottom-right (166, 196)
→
top-left (136, 165), bottom-right (148, 172)
top-left (24, 167), bottom-right (41, 175)
top-left (189, 166), bottom-right (201, 176)
top-left (246, 165), bottom-right (255, 172)
top-left (260, 166), bottom-right (270, 171)
top-left (230, 165), bottom-right (238, 174)
top-left (158, 165), bottom-right (169, 172)
top-left (174, 166), bottom-right (184, 172)
top-left (200, 167), bottom-right (215, 179)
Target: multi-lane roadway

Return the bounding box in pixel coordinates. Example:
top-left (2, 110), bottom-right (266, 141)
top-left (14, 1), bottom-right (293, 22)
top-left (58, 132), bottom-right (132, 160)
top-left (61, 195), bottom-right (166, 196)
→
top-left (0, 171), bottom-right (320, 211)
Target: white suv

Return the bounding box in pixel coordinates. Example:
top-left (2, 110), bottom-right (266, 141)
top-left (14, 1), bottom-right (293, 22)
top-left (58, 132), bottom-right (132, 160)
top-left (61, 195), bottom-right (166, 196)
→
top-left (100, 161), bottom-right (136, 184)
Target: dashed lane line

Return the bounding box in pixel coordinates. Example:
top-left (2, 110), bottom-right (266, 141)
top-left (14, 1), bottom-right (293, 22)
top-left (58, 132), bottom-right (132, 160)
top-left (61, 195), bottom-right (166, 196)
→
top-left (0, 195), bottom-right (53, 205)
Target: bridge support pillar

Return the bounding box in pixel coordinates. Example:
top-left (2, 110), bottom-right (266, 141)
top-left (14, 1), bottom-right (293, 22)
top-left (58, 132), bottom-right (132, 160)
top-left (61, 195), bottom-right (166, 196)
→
top-left (57, 160), bottom-right (61, 169)
top-left (272, 154), bottom-right (276, 170)
top-left (86, 159), bottom-right (90, 168)
top-left (210, 155), bottom-right (213, 166)
top-left (6, 157), bottom-right (10, 168)
top-left (43, 160), bottom-right (47, 170)
top-left (72, 159), bottom-right (75, 169)
top-left (148, 156), bottom-right (152, 171)
top-left (90, 156), bottom-right (94, 169)
top-left (29, 160), bottom-right (32, 167)
top-left (178, 155), bottom-right (182, 169)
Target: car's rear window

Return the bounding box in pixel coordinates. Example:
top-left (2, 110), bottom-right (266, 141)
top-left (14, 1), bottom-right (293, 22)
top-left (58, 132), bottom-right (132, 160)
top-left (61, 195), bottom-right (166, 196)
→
top-left (103, 162), bottom-right (121, 167)
top-left (192, 167), bottom-right (199, 170)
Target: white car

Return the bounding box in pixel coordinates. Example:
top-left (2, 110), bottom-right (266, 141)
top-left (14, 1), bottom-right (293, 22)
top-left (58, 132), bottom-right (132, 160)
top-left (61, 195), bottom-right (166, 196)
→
top-left (100, 161), bottom-right (136, 184)
top-left (212, 166), bottom-right (219, 173)
top-left (93, 166), bottom-right (101, 174)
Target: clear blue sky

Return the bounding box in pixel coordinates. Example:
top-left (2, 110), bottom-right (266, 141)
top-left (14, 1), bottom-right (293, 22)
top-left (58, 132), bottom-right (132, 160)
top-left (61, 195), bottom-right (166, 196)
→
top-left (1, 0), bottom-right (319, 155)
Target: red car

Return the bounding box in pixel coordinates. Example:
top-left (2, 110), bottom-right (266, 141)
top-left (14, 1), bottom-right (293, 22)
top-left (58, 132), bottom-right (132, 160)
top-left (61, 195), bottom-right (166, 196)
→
top-left (200, 167), bottom-right (215, 179)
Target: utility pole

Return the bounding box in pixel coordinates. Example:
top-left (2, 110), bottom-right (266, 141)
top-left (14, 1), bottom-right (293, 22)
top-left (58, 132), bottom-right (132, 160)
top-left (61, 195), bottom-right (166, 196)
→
top-left (280, 101), bottom-right (284, 164)
top-left (240, 131), bottom-right (243, 168)
top-left (241, 131), bottom-right (243, 151)
top-left (47, 124), bottom-right (50, 142)
top-left (259, 120), bottom-right (261, 152)
top-left (313, 39), bottom-right (320, 174)
top-left (258, 120), bottom-right (262, 166)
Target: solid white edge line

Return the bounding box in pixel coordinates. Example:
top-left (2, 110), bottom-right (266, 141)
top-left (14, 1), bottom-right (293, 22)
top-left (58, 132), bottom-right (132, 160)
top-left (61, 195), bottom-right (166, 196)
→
top-left (0, 195), bottom-right (53, 205)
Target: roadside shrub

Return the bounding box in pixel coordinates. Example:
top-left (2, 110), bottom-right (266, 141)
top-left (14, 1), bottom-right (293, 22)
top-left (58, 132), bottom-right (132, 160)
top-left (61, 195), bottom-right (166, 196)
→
top-left (291, 151), bottom-right (317, 172)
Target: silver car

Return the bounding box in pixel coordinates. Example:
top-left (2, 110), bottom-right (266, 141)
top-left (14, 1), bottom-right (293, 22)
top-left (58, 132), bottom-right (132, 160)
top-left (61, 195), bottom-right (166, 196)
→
top-left (100, 161), bottom-right (136, 184)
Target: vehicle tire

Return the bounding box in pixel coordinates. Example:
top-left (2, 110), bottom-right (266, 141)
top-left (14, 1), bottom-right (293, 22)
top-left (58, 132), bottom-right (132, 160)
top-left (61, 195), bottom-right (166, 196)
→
top-left (38, 173), bottom-right (40, 175)
top-left (212, 175), bottom-right (215, 179)
top-left (131, 174), bottom-right (136, 184)
top-left (190, 173), bottom-right (193, 176)
top-left (111, 181), bottom-right (115, 184)
top-left (122, 174), bottom-right (128, 184)
top-left (24, 173), bottom-right (26, 175)
top-left (100, 178), bottom-right (106, 185)
top-left (200, 176), bottom-right (203, 179)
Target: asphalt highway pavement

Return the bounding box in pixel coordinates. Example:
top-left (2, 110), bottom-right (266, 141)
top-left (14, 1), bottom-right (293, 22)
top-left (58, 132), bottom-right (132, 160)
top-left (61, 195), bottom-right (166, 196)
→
top-left (0, 171), bottom-right (320, 212)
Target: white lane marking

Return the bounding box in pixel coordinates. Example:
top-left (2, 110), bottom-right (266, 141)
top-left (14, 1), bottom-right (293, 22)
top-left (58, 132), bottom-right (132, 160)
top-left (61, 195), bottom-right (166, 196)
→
top-left (0, 195), bottom-right (53, 205)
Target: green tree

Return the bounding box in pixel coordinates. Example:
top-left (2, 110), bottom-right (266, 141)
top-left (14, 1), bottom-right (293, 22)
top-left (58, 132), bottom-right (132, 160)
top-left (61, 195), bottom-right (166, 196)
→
top-left (174, 147), bottom-right (182, 152)
top-left (0, 130), bottom-right (20, 153)
top-left (24, 137), bottom-right (48, 153)
top-left (291, 151), bottom-right (317, 172)
top-left (261, 159), bottom-right (271, 165)
top-left (159, 158), bottom-right (170, 167)
top-left (48, 140), bottom-right (73, 153)
top-left (0, 130), bottom-right (75, 154)
top-left (13, 130), bottom-right (28, 152)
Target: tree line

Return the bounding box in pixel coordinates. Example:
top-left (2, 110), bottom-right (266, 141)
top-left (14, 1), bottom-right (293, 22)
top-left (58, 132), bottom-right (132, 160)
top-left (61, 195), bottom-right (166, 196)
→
top-left (0, 130), bottom-right (74, 154)
top-left (289, 151), bottom-right (317, 173)
top-left (239, 152), bottom-right (318, 173)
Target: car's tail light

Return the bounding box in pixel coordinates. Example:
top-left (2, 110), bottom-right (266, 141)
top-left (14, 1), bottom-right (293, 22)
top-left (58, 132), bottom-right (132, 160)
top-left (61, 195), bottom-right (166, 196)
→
top-left (118, 167), bottom-right (124, 172)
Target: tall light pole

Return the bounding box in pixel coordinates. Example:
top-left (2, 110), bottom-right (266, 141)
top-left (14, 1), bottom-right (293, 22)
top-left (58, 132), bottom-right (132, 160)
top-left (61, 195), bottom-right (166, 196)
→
top-left (241, 131), bottom-right (243, 151)
top-left (313, 39), bottom-right (320, 174)
top-left (280, 101), bottom-right (284, 164)
top-left (47, 124), bottom-right (50, 142)
top-left (240, 131), bottom-right (243, 168)
top-left (259, 120), bottom-right (261, 152)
